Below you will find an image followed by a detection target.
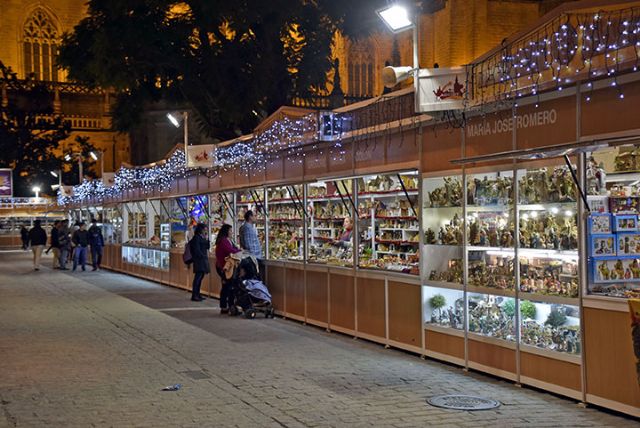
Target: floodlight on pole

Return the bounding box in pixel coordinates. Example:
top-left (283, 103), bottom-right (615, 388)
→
top-left (377, 4), bottom-right (413, 33)
top-left (166, 112), bottom-right (180, 128)
top-left (90, 151), bottom-right (98, 161)
top-left (51, 184), bottom-right (60, 191)
top-left (64, 153), bottom-right (72, 161)
top-left (50, 170), bottom-right (58, 178)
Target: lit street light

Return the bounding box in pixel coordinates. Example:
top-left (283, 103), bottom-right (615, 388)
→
top-left (32, 186), bottom-right (41, 199)
top-left (167, 111), bottom-right (189, 155)
top-left (377, 4), bottom-right (413, 33)
top-left (90, 150), bottom-right (105, 178)
top-left (50, 169), bottom-right (63, 190)
top-left (64, 152), bottom-right (84, 184)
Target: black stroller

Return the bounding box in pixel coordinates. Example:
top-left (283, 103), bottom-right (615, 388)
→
top-left (228, 255), bottom-right (275, 319)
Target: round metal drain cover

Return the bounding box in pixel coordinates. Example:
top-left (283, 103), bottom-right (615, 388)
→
top-left (427, 395), bottom-right (500, 411)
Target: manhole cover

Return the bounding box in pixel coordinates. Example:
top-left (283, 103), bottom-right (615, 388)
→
top-left (427, 395), bottom-right (500, 410)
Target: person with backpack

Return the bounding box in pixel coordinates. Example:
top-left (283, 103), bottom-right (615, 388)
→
top-left (27, 220), bottom-right (47, 271)
top-left (187, 223), bottom-right (211, 302)
top-left (215, 224), bottom-right (240, 313)
top-left (88, 218), bottom-right (104, 271)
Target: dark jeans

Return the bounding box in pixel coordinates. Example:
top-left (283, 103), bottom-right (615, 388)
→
top-left (192, 271), bottom-right (205, 299)
top-left (257, 259), bottom-right (265, 281)
top-left (91, 245), bottom-right (103, 269)
top-left (216, 267), bottom-right (234, 309)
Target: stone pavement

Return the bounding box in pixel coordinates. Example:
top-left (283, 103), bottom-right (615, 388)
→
top-left (0, 251), bottom-right (637, 428)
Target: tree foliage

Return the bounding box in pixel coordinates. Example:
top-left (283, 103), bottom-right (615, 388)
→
top-left (0, 61), bottom-right (96, 196)
top-left (58, 0), bottom-right (390, 140)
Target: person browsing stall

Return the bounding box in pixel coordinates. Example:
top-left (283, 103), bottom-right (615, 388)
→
top-left (239, 210), bottom-right (264, 275)
top-left (188, 223), bottom-right (211, 302)
top-left (215, 224), bottom-right (240, 314)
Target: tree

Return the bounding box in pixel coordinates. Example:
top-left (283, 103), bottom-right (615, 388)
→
top-left (58, 0), bottom-right (390, 140)
top-left (0, 61), bottom-right (95, 196)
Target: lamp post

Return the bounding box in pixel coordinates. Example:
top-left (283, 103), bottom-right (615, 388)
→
top-left (65, 152), bottom-right (83, 184)
top-left (90, 150), bottom-right (104, 178)
top-left (166, 111), bottom-right (189, 147)
top-left (32, 186), bottom-right (40, 200)
top-left (50, 169), bottom-right (62, 189)
top-left (377, 3), bottom-right (420, 112)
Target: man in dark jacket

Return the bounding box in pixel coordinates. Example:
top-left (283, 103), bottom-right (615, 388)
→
top-left (28, 220), bottom-right (47, 270)
top-left (189, 223), bottom-right (210, 302)
top-left (20, 225), bottom-right (29, 250)
top-left (88, 219), bottom-right (104, 271)
top-left (58, 220), bottom-right (71, 270)
top-left (47, 220), bottom-right (60, 269)
top-left (72, 222), bottom-right (89, 271)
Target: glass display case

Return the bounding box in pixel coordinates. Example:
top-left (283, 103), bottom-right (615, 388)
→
top-left (520, 300), bottom-right (581, 355)
top-left (168, 197), bottom-right (189, 248)
top-left (357, 171), bottom-right (420, 274)
top-left (306, 180), bottom-right (354, 266)
top-left (423, 286), bottom-right (464, 331)
top-left (209, 192), bottom-right (235, 240)
top-left (102, 206), bottom-right (123, 244)
top-left (236, 188), bottom-right (266, 252)
top-left (267, 185), bottom-right (304, 261)
top-left (147, 199), bottom-right (170, 248)
top-left (423, 175), bottom-right (463, 286)
top-left (517, 164), bottom-right (579, 300)
top-left (468, 292), bottom-right (516, 341)
top-left (124, 201), bottom-right (148, 245)
top-left (466, 170), bottom-right (515, 294)
top-left (122, 245), bottom-right (170, 270)
top-left (586, 145), bottom-right (640, 298)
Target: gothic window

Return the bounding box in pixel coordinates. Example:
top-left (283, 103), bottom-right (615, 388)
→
top-left (348, 42), bottom-right (375, 97)
top-left (22, 9), bottom-right (60, 81)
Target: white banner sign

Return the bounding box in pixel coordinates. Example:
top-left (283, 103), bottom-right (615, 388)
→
top-left (186, 144), bottom-right (216, 168)
top-left (417, 67), bottom-right (466, 112)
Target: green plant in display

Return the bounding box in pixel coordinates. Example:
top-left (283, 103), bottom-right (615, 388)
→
top-left (503, 299), bottom-right (516, 318)
top-left (545, 309), bottom-right (567, 328)
top-left (429, 294), bottom-right (446, 320)
top-left (520, 300), bottom-right (537, 319)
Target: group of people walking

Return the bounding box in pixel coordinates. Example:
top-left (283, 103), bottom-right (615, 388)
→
top-left (21, 219), bottom-right (104, 272)
top-left (188, 210), bottom-right (263, 313)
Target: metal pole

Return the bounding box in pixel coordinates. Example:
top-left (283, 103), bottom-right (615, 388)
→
top-left (100, 150), bottom-right (105, 178)
top-left (413, 8), bottom-right (420, 113)
top-left (78, 155), bottom-right (83, 184)
top-left (183, 111), bottom-right (189, 147)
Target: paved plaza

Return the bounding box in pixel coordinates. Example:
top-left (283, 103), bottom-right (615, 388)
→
top-left (0, 251), bottom-right (637, 427)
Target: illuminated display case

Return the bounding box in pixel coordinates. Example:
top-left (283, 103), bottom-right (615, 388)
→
top-left (586, 144), bottom-right (640, 298)
top-left (124, 201), bottom-right (148, 245)
top-left (209, 192), bottom-right (235, 241)
top-left (468, 292), bottom-right (516, 341)
top-left (122, 245), bottom-right (169, 270)
top-left (102, 206), bottom-right (123, 244)
top-left (236, 188), bottom-right (266, 250)
top-left (520, 300), bottom-right (581, 355)
top-left (357, 171), bottom-right (420, 274)
top-left (267, 185), bottom-right (304, 261)
top-left (306, 179), bottom-right (354, 266)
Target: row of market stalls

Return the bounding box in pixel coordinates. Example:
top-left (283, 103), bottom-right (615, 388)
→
top-left (65, 1), bottom-right (640, 417)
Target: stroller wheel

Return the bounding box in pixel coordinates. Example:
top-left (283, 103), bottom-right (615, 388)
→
top-left (245, 309), bottom-right (256, 319)
top-left (267, 308), bottom-right (275, 318)
top-left (229, 305), bottom-right (239, 316)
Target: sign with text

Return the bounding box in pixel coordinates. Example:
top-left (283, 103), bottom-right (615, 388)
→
top-left (466, 109), bottom-right (558, 138)
top-left (0, 169), bottom-right (13, 197)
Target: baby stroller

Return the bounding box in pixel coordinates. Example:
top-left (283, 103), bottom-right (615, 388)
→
top-left (227, 254), bottom-right (275, 319)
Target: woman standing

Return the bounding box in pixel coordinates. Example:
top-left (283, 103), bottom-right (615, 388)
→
top-left (189, 223), bottom-right (211, 302)
top-left (215, 224), bottom-right (240, 314)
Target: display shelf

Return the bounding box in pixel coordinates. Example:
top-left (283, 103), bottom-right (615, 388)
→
top-left (519, 300), bottom-right (581, 356)
top-left (424, 323), bottom-right (466, 338)
top-left (268, 185), bottom-right (304, 261)
top-left (468, 292), bottom-right (517, 342)
top-left (423, 279), bottom-right (464, 291)
top-left (467, 284), bottom-right (516, 297)
top-left (519, 292), bottom-right (578, 306)
top-left (519, 343), bottom-right (582, 365)
top-left (467, 331), bottom-right (517, 349)
top-left (122, 245), bottom-right (170, 271)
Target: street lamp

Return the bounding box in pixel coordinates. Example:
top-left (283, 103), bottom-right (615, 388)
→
top-left (89, 150), bottom-right (105, 178)
top-left (32, 186), bottom-right (41, 199)
top-left (377, 3), bottom-right (420, 110)
top-left (50, 169), bottom-right (63, 189)
top-left (64, 152), bottom-right (84, 184)
top-left (166, 111), bottom-right (189, 148)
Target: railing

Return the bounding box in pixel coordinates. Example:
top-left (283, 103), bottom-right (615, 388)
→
top-left (291, 94), bottom-right (372, 109)
top-left (3, 79), bottom-right (106, 96)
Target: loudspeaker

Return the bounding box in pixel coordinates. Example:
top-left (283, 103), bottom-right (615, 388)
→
top-left (382, 66), bottom-right (414, 88)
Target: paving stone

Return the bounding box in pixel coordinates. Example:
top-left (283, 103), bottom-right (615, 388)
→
top-left (0, 251), bottom-right (638, 427)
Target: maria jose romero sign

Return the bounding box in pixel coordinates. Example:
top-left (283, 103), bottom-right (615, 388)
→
top-left (0, 169), bottom-right (13, 197)
top-left (466, 109), bottom-right (558, 138)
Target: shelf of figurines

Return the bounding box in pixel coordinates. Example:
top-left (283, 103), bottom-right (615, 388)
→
top-left (423, 288), bottom-right (582, 357)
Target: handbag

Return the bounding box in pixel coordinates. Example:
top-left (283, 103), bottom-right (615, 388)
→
top-left (182, 241), bottom-right (193, 265)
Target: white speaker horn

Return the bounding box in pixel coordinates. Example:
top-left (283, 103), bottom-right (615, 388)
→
top-left (382, 66), bottom-right (414, 88)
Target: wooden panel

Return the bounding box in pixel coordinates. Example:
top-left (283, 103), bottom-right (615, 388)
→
top-left (285, 267), bottom-right (305, 318)
top-left (388, 281), bottom-right (421, 347)
top-left (327, 140), bottom-right (354, 177)
top-left (304, 147), bottom-right (329, 180)
top-left (582, 79), bottom-right (640, 137)
top-left (584, 307), bottom-right (640, 408)
top-left (386, 129), bottom-right (419, 169)
top-left (354, 135), bottom-right (386, 172)
top-left (425, 330), bottom-right (464, 359)
top-left (266, 264), bottom-right (285, 311)
top-left (266, 157), bottom-right (284, 183)
top-left (356, 277), bottom-right (386, 339)
top-left (520, 351), bottom-right (581, 392)
top-left (516, 96), bottom-right (576, 150)
top-left (234, 168), bottom-right (250, 188)
top-left (465, 111), bottom-right (513, 157)
top-left (305, 270), bottom-right (328, 323)
top-left (220, 169), bottom-right (235, 190)
top-left (468, 339), bottom-right (516, 374)
top-left (187, 176), bottom-right (198, 193)
top-left (286, 154), bottom-right (305, 182)
top-left (422, 125), bottom-right (462, 173)
top-left (329, 273), bottom-right (355, 330)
